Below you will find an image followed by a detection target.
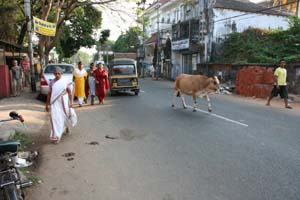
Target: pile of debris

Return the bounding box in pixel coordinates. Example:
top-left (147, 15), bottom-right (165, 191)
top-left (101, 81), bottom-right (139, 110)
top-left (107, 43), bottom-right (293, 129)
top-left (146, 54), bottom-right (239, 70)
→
top-left (236, 66), bottom-right (274, 98)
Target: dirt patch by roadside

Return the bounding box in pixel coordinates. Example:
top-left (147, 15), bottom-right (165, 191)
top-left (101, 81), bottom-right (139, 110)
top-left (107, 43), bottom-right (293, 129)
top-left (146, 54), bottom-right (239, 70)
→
top-left (0, 88), bottom-right (50, 167)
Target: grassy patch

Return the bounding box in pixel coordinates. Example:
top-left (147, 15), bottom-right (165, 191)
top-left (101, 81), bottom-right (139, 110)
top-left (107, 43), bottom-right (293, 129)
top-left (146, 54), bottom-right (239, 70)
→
top-left (9, 132), bottom-right (33, 151)
top-left (20, 170), bottom-right (42, 185)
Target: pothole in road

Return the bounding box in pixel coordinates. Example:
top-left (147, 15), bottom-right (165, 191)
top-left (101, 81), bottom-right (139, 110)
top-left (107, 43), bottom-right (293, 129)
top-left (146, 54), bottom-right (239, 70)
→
top-left (105, 129), bottom-right (147, 141)
top-left (62, 152), bottom-right (75, 161)
top-left (119, 128), bottom-right (147, 141)
top-left (86, 141), bottom-right (99, 145)
top-left (105, 135), bottom-right (118, 140)
top-left (62, 152), bottom-right (75, 157)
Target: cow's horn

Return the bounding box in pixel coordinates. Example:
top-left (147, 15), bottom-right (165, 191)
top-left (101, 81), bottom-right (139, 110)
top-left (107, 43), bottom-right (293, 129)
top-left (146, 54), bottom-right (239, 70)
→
top-left (213, 76), bottom-right (220, 84)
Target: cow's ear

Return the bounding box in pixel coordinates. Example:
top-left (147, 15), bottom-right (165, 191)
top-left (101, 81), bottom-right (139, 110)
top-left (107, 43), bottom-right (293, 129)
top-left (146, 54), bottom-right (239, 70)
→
top-left (210, 78), bottom-right (218, 85)
top-left (210, 78), bottom-right (216, 84)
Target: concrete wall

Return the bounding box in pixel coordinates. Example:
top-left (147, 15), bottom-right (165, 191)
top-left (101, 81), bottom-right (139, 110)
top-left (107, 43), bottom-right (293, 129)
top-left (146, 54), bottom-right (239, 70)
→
top-left (213, 8), bottom-right (290, 41)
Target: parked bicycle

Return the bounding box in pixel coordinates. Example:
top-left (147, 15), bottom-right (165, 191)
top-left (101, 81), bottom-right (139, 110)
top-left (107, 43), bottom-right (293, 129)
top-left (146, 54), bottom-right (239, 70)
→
top-left (0, 111), bottom-right (33, 200)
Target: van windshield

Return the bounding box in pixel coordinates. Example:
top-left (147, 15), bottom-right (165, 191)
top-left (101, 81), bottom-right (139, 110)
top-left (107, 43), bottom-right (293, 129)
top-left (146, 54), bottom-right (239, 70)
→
top-left (44, 65), bottom-right (74, 74)
top-left (112, 64), bottom-right (135, 75)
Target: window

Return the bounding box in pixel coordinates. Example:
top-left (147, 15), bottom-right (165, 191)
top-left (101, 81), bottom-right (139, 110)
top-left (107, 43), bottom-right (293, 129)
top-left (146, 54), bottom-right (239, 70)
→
top-left (167, 12), bottom-right (170, 23)
top-left (44, 65), bottom-right (74, 74)
top-left (112, 65), bottom-right (136, 75)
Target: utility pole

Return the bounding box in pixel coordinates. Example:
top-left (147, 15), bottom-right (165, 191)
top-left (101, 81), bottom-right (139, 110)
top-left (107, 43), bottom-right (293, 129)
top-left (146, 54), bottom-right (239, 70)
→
top-left (24, 0), bottom-right (36, 92)
top-left (137, 0), bottom-right (146, 78)
top-left (296, 0), bottom-right (300, 17)
top-left (156, 3), bottom-right (161, 80)
top-left (142, 2), bottom-right (146, 78)
top-left (106, 45), bottom-right (109, 66)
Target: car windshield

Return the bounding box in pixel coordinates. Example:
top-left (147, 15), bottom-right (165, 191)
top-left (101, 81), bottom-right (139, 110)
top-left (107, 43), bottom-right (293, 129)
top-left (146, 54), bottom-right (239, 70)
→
top-left (112, 64), bottom-right (135, 75)
top-left (44, 65), bottom-right (74, 74)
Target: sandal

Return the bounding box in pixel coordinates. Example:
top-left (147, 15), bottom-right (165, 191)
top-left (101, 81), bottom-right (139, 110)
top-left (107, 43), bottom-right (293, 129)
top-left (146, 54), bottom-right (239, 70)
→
top-left (285, 105), bottom-right (292, 109)
top-left (52, 138), bottom-right (61, 144)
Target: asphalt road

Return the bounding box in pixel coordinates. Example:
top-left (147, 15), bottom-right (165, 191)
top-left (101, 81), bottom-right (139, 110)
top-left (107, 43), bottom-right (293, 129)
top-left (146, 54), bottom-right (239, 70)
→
top-left (30, 78), bottom-right (300, 200)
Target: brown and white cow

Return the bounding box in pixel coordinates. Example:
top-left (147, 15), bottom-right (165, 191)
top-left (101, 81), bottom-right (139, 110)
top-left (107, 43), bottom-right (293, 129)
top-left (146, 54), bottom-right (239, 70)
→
top-left (171, 74), bottom-right (220, 112)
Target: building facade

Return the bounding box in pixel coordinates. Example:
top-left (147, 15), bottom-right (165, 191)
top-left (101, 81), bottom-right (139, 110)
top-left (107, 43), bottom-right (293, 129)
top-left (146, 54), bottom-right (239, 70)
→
top-left (144, 0), bottom-right (290, 80)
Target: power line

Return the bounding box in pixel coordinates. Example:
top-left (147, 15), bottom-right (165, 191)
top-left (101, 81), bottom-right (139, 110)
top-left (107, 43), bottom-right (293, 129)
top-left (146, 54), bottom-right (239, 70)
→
top-left (214, 0), bottom-right (298, 23)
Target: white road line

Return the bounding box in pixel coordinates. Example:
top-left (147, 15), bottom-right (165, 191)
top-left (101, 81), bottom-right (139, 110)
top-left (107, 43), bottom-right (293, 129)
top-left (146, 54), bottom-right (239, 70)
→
top-left (140, 90), bottom-right (146, 93)
top-left (185, 105), bottom-right (249, 127)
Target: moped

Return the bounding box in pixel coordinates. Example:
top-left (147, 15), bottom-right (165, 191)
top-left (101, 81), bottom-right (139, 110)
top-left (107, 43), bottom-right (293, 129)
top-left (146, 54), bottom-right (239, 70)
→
top-left (0, 112), bottom-right (34, 200)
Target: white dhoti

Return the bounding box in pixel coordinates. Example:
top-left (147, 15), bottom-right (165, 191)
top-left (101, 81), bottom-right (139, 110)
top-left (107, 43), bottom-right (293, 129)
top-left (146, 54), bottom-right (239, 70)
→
top-left (88, 76), bottom-right (96, 96)
top-left (50, 79), bottom-right (73, 141)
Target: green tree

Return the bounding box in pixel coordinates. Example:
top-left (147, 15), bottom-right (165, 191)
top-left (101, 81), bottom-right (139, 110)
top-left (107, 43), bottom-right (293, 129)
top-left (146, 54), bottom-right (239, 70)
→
top-left (93, 29), bottom-right (111, 61)
top-left (11, 0), bottom-right (117, 64)
top-left (213, 17), bottom-right (300, 64)
top-left (0, 0), bottom-right (21, 42)
top-left (77, 50), bottom-right (91, 65)
top-left (56, 5), bottom-right (102, 60)
top-left (113, 26), bottom-right (141, 52)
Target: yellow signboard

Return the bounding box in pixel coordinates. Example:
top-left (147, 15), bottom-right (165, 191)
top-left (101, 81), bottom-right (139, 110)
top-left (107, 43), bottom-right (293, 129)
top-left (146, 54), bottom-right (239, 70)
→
top-left (33, 17), bottom-right (56, 36)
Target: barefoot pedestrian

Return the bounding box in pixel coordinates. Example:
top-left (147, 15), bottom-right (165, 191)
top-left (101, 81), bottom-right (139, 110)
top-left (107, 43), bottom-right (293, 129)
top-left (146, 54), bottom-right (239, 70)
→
top-left (73, 61), bottom-right (88, 107)
top-left (46, 67), bottom-right (74, 144)
top-left (11, 60), bottom-right (22, 97)
top-left (88, 62), bottom-right (96, 105)
top-left (94, 63), bottom-right (109, 104)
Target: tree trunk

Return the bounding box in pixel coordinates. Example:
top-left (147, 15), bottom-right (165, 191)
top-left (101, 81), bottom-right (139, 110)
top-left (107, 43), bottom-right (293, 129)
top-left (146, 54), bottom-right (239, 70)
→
top-left (17, 23), bottom-right (27, 45)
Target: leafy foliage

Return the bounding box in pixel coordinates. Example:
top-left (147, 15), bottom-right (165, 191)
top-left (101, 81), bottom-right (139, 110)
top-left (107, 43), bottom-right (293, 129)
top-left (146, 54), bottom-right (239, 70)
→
top-left (9, 132), bottom-right (32, 151)
top-left (213, 17), bottom-right (300, 64)
top-left (0, 0), bottom-right (21, 42)
top-left (112, 26), bottom-right (141, 53)
top-left (93, 29), bottom-right (111, 61)
top-left (56, 5), bottom-right (102, 59)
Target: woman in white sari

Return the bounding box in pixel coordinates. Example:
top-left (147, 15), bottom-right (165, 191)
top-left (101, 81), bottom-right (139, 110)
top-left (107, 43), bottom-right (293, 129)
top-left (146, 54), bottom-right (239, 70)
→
top-left (46, 67), bottom-right (74, 144)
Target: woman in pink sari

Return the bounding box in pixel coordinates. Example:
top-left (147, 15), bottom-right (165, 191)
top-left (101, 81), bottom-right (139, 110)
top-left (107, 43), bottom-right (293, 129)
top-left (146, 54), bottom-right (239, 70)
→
top-left (94, 63), bottom-right (109, 104)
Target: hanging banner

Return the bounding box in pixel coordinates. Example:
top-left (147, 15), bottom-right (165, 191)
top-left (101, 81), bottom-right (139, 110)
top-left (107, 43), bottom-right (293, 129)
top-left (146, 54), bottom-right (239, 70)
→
top-left (33, 17), bottom-right (56, 36)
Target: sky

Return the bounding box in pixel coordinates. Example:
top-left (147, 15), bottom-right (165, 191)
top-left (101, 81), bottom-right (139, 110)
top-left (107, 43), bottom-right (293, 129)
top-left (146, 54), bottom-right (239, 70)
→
top-left (100, 0), bottom-right (264, 41)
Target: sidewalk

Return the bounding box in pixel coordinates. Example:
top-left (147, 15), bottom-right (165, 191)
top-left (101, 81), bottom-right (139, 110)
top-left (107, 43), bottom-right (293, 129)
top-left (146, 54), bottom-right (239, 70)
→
top-left (0, 87), bottom-right (48, 143)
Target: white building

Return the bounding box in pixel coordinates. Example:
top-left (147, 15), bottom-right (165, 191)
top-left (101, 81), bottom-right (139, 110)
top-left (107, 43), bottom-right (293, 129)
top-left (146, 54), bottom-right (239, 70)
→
top-left (144, 0), bottom-right (290, 79)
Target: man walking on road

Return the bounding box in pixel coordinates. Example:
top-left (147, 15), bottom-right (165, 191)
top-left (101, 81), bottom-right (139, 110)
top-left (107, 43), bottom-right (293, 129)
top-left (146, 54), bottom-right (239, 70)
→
top-left (11, 60), bottom-right (22, 97)
top-left (266, 59), bottom-right (292, 109)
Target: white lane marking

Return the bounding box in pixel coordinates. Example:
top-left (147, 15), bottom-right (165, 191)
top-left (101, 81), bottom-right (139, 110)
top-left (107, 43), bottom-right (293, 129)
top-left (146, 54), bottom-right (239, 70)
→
top-left (185, 105), bottom-right (249, 127)
top-left (140, 90), bottom-right (146, 93)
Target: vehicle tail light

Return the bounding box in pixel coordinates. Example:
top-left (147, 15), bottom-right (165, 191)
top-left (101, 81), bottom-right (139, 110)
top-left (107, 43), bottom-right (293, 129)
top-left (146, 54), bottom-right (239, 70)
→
top-left (41, 74), bottom-right (48, 86)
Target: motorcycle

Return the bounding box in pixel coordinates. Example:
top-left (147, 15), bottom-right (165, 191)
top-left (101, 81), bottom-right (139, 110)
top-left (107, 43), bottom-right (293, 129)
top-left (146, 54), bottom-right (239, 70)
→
top-left (0, 112), bottom-right (34, 200)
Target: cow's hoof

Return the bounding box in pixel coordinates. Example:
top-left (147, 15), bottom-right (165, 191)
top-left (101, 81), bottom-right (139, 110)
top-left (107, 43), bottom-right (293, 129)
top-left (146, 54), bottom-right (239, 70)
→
top-left (193, 109), bottom-right (197, 112)
top-left (171, 104), bottom-right (175, 108)
top-left (183, 106), bottom-right (187, 109)
top-left (208, 109), bottom-right (212, 112)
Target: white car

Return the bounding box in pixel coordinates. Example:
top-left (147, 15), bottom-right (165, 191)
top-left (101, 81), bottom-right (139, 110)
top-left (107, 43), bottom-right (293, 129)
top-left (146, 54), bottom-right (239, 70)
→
top-left (40, 63), bottom-right (75, 96)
